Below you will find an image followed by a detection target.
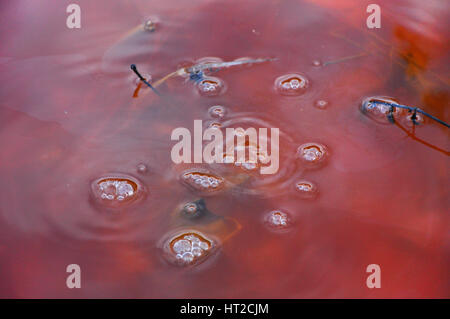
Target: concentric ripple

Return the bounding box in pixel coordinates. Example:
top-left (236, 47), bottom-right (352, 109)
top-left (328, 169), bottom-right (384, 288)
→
top-left (201, 113), bottom-right (305, 197)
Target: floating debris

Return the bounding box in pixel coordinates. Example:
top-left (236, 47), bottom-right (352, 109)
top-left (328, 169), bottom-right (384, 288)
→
top-left (130, 57), bottom-right (276, 96)
top-left (130, 64), bottom-right (161, 96)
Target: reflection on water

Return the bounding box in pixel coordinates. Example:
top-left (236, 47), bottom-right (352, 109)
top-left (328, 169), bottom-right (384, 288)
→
top-left (0, 0), bottom-right (448, 298)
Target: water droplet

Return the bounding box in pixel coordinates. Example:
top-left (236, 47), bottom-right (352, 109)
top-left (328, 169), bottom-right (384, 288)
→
top-left (91, 175), bottom-right (144, 208)
top-left (297, 143), bottom-right (328, 165)
top-left (197, 77), bottom-right (226, 97)
top-left (361, 96), bottom-right (405, 124)
top-left (314, 100), bottom-right (328, 109)
top-left (264, 210), bottom-right (291, 230)
top-left (208, 105), bottom-right (226, 119)
top-left (165, 231), bottom-right (214, 266)
top-left (295, 180), bottom-right (318, 199)
top-left (275, 74), bottom-right (308, 96)
top-left (137, 163), bottom-right (148, 174)
top-left (181, 170), bottom-right (224, 193)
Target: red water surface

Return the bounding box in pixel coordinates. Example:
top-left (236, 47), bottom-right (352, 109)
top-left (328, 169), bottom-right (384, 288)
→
top-left (0, 0), bottom-right (449, 298)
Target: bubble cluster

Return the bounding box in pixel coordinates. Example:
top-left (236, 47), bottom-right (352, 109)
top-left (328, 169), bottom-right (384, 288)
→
top-left (181, 170), bottom-right (224, 192)
top-left (208, 105), bottom-right (226, 119)
top-left (168, 232), bottom-right (213, 265)
top-left (361, 96), bottom-right (404, 124)
top-left (91, 175), bottom-right (143, 208)
top-left (275, 74), bottom-right (308, 96)
top-left (197, 77), bottom-right (225, 97)
top-left (295, 180), bottom-right (318, 199)
top-left (224, 140), bottom-right (269, 173)
top-left (265, 210), bottom-right (291, 230)
top-left (297, 143), bottom-right (327, 165)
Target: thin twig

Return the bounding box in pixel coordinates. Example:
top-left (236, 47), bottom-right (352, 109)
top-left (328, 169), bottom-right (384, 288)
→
top-left (130, 64), bottom-right (161, 96)
top-left (372, 100), bottom-right (450, 128)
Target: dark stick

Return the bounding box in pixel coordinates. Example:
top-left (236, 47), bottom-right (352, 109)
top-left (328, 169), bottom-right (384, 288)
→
top-left (130, 64), bottom-right (161, 96)
top-left (373, 101), bottom-right (450, 128)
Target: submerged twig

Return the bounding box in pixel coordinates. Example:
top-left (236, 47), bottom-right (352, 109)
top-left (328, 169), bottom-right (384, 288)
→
top-left (322, 53), bottom-right (368, 66)
top-left (394, 121), bottom-right (449, 156)
top-left (372, 100), bottom-right (450, 128)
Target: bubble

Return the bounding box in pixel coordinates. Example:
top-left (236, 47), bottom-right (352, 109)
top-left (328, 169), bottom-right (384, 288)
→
top-left (206, 121), bottom-right (222, 130)
top-left (222, 139), bottom-right (265, 173)
top-left (312, 60), bottom-right (322, 67)
top-left (173, 239), bottom-right (191, 254)
top-left (242, 162), bottom-right (257, 171)
top-left (297, 143), bottom-right (328, 165)
top-left (181, 170), bottom-right (224, 193)
top-left (275, 74), bottom-right (308, 96)
top-left (264, 210), bottom-right (291, 230)
top-left (91, 175), bottom-right (144, 208)
top-left (197, 77), bottom-right (226, 97)
top-left (143, 17), bottom-right (158, 32)
top-left (314, 100), bottom-right (328, 109)
top-left (183, 203), bottom-right (198, 215)
top-left (208, 105), bottom-right (226, 119)
top-left (361, 96), bottom-right (405, 124)
top-left (403, 112), bottom-right (424, 127)
top-left (137, 163), bottom-right (148, 174)
top-left (295, 180), bottom-right (318, 199)
top-left (165, 231), bottom-right (214, 266)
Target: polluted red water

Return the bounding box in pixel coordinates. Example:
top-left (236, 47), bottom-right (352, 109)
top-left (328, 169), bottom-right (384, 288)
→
top-left (0, 0), bottom-right (449, 298)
